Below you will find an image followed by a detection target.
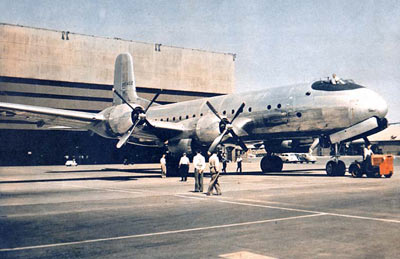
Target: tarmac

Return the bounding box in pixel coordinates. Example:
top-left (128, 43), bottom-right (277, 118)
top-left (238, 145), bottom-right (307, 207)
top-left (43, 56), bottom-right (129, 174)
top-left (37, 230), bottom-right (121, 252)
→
top-left (0, 156), bottom-right (399, 258)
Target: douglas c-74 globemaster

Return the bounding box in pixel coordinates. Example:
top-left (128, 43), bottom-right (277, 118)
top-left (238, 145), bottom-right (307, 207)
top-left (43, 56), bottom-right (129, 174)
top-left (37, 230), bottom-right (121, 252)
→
top-left (0, 53), bottom-right (389, 176)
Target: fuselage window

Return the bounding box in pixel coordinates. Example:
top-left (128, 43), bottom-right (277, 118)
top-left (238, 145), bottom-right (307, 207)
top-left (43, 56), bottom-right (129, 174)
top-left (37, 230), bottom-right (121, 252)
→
top-left (186, 115), bottom-right (189, 119)
top-left (248, 107), bottom-right (252, 112)
top-left (223, 110), bottom-right (226, 115)
top-left (267, 105), bottom-right (271, 110)
top-left (173, 117), bottom-right (175, 121)
top-left (179, 116), bottom-right (182, 120)
top-left (277, 104), bottom-right (281, 109)
top-left (193, 114), bottom-right (196, 118)
top-left (167, 118), bottom-right (169, 121)
top-left (231, 109), bottom-right (235, 114)
top-left (296, 112), bottom-right (302, 118)
top-left (160, 119), bottom-right (163, 121)
top-left (200, 113), bottom-right (203, 116)
top-left (305, 91), bottom-right (311, 96)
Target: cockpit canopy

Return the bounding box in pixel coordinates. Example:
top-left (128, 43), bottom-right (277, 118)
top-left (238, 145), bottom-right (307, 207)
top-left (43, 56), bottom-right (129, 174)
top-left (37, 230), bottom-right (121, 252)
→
top-left (311, 79), bottom-right (365, 91)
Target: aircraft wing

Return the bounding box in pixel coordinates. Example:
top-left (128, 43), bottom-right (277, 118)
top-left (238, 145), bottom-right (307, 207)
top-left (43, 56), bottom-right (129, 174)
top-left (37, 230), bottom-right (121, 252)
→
top-left (0, 102), bottom-right (104, 129)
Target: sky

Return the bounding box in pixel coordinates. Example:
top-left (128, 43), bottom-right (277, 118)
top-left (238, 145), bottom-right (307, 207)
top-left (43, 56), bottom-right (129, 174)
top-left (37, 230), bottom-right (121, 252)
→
top-left (1, 0), bottom-right (399, 122)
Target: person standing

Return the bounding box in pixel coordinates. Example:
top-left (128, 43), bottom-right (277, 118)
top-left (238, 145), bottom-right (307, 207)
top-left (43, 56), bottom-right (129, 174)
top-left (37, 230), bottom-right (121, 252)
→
top-left (193, 151), bottom-right (206, 192)
top-left (222, 155), bottom-right (228, 174)
top-left (363, 144), bottom-right (374, 171)
top-left (178, 153), bottom-right (190, 181)
top-left (236, 155), bottom-right (242, 173)
top-left (207, 152), bottom-right (221, 196)
top-left (160, 154), bottom-right (167, 178)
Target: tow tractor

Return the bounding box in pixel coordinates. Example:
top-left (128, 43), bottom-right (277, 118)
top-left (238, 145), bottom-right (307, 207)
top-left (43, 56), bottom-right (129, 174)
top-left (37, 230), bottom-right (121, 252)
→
top-left (349, 154), bottom-right (394, 178)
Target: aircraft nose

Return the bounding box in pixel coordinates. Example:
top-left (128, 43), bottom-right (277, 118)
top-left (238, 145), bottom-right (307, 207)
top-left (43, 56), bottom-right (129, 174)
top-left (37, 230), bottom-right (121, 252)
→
top-left (352, 89), bottom-right (388, 123)
top-left (364, 90), bottom-right (388, 119)
top-left (369, 91), bottom-right (388, 119)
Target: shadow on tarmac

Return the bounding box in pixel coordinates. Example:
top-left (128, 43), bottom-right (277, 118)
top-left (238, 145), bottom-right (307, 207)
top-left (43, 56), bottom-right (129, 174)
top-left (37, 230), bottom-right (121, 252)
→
top-left (217, 168), bottom-right (330, 177)
top-left (0, 175), bottom-right (168, 184)
top-left (45, 168), bottom-right (160, 174)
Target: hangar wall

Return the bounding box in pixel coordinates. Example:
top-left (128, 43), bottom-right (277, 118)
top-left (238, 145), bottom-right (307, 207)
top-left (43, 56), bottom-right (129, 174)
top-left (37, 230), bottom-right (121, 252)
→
top-left (0, 23), bottom-right (235, 165)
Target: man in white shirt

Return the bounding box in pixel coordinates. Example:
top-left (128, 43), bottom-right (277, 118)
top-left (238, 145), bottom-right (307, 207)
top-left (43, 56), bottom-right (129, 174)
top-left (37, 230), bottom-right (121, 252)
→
top-left (331, 73), bottom-right (345, 85)
top-left (363, 144), bottom-right (374, 171)
top-left (160, 154), bottom-right (166, 178)
top-left (207, 152), bottom-right (221, 196)
top-left (178, 153), bottom-right (190, 181)
top-left (193, 151), bottom-right (206, 192)
top-left (236, 155), bottom-right (243, 173)
top-left (363, 144), bottom-right (374, 160)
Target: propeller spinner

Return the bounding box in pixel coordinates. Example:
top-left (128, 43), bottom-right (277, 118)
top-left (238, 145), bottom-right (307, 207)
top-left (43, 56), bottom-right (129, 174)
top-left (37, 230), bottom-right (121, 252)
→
top-left (206, 101), bottom-right (248, 153)
top-left (113, 89), bottom-right (161, 148)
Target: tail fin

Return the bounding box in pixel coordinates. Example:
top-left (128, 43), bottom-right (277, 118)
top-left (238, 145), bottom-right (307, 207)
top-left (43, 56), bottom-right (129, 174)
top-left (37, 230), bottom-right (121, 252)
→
top-left (113, 53), bottom-right (138, 105)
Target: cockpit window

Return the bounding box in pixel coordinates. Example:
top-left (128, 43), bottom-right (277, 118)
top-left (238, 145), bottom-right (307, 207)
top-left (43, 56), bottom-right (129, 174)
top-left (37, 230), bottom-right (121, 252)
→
top-left (311, 79), bottom-right (364, 91)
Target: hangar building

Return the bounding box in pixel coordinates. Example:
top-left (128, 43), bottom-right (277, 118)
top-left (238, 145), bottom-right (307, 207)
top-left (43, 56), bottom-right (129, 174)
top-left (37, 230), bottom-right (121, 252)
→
top-left (0, 23), bottom-right (235, 165)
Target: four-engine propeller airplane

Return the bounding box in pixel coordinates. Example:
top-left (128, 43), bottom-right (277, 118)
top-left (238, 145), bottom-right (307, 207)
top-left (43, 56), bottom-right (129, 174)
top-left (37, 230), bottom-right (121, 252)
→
top-left (0, 53), bottom-right (389, 176)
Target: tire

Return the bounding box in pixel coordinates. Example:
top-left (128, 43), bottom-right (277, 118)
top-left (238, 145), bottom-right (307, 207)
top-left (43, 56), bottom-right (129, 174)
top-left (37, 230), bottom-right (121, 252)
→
top-left (349, 163), bottom-right (362, 178)
top-left (326, 161), bottom-right (336, 176)
top-left (260, 156), bottom-right (271, 173)
top-left (260, 155), bottom-right (283, 173)
top-left (336, 160), bottom-right (346, 176)
top-left (271, 156), bottom-right (283, 172)
top-left (384, 173), bottom-right (393, 178)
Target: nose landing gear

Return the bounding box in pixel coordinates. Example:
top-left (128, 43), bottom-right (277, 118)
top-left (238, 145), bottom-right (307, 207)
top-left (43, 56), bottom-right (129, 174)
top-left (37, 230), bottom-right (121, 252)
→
top-left (325, 143), bottom-right (346, 176)
top-left (326, 159), bottom-right (346, 176)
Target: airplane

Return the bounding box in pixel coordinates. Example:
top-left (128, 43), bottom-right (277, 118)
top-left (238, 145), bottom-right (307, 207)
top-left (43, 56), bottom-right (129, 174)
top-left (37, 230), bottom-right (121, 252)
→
top-left (0, 53), bottom-right (389, 176)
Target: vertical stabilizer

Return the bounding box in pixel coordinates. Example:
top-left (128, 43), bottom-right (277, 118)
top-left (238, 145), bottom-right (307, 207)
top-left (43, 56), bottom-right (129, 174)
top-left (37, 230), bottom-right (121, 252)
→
top-left (113, 53), bottom-right (138, 105)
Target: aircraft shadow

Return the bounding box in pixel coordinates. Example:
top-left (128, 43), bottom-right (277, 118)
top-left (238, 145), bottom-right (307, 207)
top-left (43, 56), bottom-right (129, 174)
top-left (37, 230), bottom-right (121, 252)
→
top-left (221, 168), bottom-right (352, 177)
top-left (45, 168), bottom-right (160, 174)
top-left (0, 175), bottom-right (165, 184)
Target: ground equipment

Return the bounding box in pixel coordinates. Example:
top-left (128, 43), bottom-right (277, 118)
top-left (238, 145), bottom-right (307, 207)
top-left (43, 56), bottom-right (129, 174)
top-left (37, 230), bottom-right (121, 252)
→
top-left (349, 154), bottom-right (394, 178)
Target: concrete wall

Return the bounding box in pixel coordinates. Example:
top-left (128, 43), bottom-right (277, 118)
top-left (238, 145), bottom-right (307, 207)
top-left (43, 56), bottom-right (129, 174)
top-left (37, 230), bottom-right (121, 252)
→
top-left (0, 23), bottom-right (234, 92)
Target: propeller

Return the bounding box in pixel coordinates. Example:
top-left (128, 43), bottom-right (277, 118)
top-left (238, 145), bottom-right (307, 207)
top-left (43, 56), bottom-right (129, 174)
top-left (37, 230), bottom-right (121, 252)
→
top-left (206, 101), bottom-right (248, 153)
top-left (114, 89), bottom-right (162, 148)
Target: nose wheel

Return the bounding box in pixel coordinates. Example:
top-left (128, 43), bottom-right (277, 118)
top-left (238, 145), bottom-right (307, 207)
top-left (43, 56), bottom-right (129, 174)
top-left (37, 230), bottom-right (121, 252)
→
top-left (325, 143), bottom-right (346, 176)
top-left (326, 160), bottom-right (346, 176)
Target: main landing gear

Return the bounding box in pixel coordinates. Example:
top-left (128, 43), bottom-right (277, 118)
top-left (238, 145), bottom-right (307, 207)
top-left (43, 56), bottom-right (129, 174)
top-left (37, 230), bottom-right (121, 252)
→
top-left (325, 143), bottom-right (346, 176)
top-left (260, 154), bottom-right (283, 173)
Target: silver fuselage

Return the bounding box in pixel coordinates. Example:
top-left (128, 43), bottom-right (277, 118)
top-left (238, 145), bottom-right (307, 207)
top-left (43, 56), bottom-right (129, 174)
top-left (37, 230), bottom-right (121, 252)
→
top-left (142, 82), bottom-right (387, 144)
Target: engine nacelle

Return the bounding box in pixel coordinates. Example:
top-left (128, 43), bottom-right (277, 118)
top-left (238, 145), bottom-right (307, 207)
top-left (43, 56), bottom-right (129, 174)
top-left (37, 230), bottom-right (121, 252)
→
top-left (92, 103), bottom-right (144, 138)
top-left (264, 139), bottom-right (312, 153)
top-left (195, 115), bottom-right (221, 144)
top-left (168, 139), bottom-right (194, 155)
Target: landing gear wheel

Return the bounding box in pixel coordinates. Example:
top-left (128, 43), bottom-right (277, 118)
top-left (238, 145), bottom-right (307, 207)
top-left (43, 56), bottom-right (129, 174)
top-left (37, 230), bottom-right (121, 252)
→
top-left (336, 160), bottom-right (346, 176)
top-left (349, 163), bottom-right (362, 178)
top-left (326, 161), bottom-right (336, 176)
top-left (260, 155), bottom-right (283, 173)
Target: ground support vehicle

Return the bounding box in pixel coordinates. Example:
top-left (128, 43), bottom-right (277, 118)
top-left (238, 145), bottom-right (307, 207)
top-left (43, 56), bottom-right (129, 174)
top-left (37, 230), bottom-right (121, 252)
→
top-left (349, 154), bottom-right (394, 178)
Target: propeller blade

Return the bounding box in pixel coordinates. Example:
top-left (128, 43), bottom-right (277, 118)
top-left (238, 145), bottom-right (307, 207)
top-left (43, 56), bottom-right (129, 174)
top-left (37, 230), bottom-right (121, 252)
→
top-left (144, 90), bottom-right (162, 113)
top-left (206, 101), bottom-right (223, 121)
top-left (208, 129), bottom-right (228, 153)
top-left (229, 129), bottom-right (248, 152)
top-left (116, 119), bottom-right (140, 148)
top-left (230, 102), bottom-right (245, 123)
top-left (113, 88), bottom-right (136, 111)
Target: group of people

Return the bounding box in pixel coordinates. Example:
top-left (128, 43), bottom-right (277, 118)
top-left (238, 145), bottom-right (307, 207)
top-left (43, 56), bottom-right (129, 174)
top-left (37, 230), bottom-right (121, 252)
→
top-left (160, 151), bottom-right (223, 195)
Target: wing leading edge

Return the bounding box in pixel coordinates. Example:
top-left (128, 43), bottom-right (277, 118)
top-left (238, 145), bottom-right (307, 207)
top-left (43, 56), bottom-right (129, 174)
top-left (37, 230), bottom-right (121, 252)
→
top-left (0, 102), bottom-right (105, 129)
